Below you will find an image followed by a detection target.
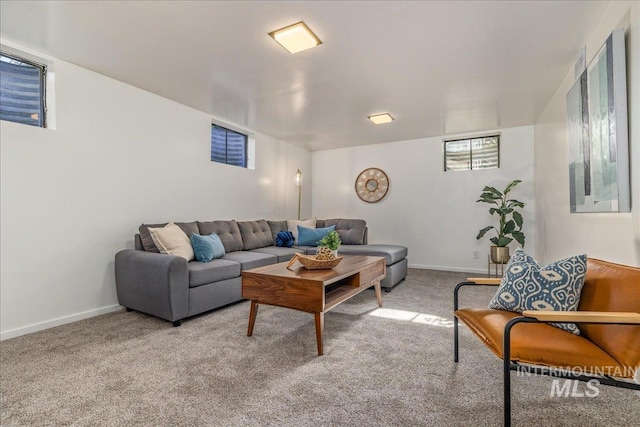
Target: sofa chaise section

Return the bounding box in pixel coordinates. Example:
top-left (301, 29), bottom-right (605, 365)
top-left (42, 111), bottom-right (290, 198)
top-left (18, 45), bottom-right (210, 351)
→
top-left (302, 243), bottom-right (408, 291)
top-left (334, 244), bottom-right (408, 291)
top-left (305, 219), bottom-right (408, 291)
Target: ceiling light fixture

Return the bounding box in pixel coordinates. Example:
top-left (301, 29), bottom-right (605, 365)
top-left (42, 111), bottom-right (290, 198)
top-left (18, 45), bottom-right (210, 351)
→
top-left (368, 113), bottom-right (394, 125)
top-left (269, 21), bottom-right (322, 54)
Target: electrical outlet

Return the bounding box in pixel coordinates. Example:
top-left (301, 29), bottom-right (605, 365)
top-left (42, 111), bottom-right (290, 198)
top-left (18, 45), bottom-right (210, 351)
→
top-left (473, 251), bottom-right (480, 259)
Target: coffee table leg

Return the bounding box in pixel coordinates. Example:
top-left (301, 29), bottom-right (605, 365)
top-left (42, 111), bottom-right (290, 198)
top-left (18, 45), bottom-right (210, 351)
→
top-left (248, 300), bottom-right (259, 336)
top-left (374, 281), bottom-right (383, 307)
top-left (315, 312), bottom-right (324, 355)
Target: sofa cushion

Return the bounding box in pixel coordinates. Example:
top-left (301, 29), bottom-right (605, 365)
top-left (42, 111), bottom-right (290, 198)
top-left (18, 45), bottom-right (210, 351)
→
top-left (315, 219), bottom-right (325, 228)
top-left (297, 225), bottom-right (336, 246)
top-left (221, 251), bottom-right (277, 271)
top-left (267, 220), bottom-right (287, 242)
top-left (488, 249), bottom-right (587, 335)
top-left (188, 259), bottom-right (241, 288)
top-left (300, 246), bottom-right (318, 255)
top-left (336, 244), bottom-right (407, 265)
top-left (238, 220), bottom-right (274, 250)
top-left (190, 233), bottom-right (225, 262)
top-left (267, 220), bottom-right (287, 241)
top-left (250, 246), bottom-right (304, 263)
top-left (324, 219), bottom-right (367, 245)
top-left (139, 222), bottom-right (199, 252)
top-left (287, 219), bottom-right (316, 242)
top-left (197, 220), bottom-right (244, 253)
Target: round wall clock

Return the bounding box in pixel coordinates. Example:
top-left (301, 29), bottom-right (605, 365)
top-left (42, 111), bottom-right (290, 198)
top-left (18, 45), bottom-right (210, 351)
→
top-left (355, 168), bottom-right (390, 203)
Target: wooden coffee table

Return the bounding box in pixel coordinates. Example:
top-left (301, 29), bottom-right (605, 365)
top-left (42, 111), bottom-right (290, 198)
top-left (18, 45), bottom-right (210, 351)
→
top-left (242, 255), bottom-right (386, 355)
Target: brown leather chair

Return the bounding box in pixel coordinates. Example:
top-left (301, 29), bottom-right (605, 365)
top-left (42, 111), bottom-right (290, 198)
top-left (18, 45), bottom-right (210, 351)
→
top-left (454, 258), bottom-right (640, 426)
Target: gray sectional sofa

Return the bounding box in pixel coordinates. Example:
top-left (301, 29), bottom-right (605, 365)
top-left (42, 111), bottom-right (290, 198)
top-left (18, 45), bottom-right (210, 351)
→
top-left (115, 219), bottom-right (408, 326)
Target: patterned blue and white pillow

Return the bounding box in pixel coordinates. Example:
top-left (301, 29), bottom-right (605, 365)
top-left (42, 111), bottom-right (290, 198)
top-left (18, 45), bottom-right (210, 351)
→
top-left (488, 249), bottom-right (588, 335)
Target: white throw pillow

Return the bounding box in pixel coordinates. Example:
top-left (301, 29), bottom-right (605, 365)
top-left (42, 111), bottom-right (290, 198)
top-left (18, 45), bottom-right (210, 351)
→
top-left (287, 219), bottom-right (316, 243)
top-left (148, 222), bottom-right (195, 261)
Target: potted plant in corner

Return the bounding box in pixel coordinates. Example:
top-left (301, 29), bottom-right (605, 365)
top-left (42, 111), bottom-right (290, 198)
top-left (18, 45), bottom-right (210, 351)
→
top-left (317, 230), bottom-right (342, 258)
top-left (476, 180), bottom-right (526, 263)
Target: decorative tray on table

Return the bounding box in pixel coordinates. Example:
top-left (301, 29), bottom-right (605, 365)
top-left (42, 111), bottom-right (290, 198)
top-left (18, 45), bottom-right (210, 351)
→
top-left (286, 253), bottom-right (343, 270)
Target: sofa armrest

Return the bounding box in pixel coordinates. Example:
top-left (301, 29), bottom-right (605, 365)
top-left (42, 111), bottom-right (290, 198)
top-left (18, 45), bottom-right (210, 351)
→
top-left (466, 277), bottom-right (501, 285)
top-left (115, 249), bottom-right (189, 322)
top-left (522, 310), bottom-right (640, 324)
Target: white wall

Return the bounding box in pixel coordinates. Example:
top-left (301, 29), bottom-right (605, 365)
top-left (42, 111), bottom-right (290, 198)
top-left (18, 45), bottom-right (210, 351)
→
top-left (0, 41), bottom-right (312, 339)
top-left (312, 126), bottom-right (536, 273)
top-left (534, 1), bottom-right (640, 266)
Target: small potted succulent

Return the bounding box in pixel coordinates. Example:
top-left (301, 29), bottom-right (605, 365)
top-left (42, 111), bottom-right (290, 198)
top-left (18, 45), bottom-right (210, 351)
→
top-left (476, 180), bottom-right (526, 263)
top-left (317, 230), bottom-right (341, 257)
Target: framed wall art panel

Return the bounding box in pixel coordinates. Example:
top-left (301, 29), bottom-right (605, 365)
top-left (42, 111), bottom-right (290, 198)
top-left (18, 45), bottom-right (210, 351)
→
top-left (566, 28), bottom-right (630, 213)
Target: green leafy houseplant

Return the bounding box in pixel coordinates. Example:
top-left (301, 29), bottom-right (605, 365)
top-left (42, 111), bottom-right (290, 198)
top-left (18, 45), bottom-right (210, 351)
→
top-left (318, 230), bottom-right (341, 250)
top-left (476, 180), bottom-right (526, 247)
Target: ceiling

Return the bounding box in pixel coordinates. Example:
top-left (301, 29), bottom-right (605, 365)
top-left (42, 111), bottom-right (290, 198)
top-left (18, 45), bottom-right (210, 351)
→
top-left (0, 1), bottom-right (610, 151)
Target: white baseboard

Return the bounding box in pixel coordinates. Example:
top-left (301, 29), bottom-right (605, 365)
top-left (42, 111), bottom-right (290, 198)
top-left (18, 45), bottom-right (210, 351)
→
top-left (408, 263), bottom-right (487, 274)
top-left (0, 304), bottom-right (123, 341)
top-left (1, 265), bottom-right (485, 340)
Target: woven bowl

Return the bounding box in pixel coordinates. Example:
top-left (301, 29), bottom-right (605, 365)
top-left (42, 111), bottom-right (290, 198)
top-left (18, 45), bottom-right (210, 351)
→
top-left (287, 253), bottom-right (343, 270)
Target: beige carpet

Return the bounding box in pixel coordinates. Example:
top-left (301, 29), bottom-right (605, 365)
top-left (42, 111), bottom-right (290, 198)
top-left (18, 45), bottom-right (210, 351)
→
top-left (1, 269), bottom-right (638, 426)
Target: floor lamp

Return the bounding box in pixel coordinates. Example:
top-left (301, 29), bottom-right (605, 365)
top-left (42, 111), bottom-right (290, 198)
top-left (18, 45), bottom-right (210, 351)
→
top-left (296, 169), bottom-right (302, 220)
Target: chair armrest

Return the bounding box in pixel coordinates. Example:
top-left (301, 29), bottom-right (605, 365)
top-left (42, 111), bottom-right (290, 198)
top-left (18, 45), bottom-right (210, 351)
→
top-left (522, 310), bottom-right (640, 324)
top-left (454, 278), bottom-right (501, 311)
top-left (466, 277), bottom-right (501, 285)
top-left (115, 249), bottom-right (189, 322)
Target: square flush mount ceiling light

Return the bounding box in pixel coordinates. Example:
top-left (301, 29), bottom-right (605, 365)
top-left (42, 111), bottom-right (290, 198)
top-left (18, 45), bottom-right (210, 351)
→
top-left (368, 113), bottom-right (394, 124)
top-left (269, 21), bottom-right (322, 54)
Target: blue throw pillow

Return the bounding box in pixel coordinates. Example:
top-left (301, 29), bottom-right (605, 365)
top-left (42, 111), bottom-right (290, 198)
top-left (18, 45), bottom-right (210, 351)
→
top-left (275, 230), bottom-right (295, 248)
top-left (297, 225), bottom-right (336, 246)
top-left (488, 249), bottom-right (587, 335)
top-left (190, 233), bottom-right (225, 262)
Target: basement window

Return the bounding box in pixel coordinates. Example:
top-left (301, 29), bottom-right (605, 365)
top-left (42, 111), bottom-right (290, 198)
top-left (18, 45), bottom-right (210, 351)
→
top-left (0, 52), bottom-right (46, 128)
top-left (211, 124), bottom-right (248, 168)
top-left (444, 135), bottom-right (500, 171)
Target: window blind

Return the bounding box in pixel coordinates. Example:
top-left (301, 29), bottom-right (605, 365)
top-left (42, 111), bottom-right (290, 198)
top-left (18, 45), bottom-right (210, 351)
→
top-left (0, 54), bottom-right (45, 127)
top-left (211, 125), bottom-right (248, 168)
top-left (445, 135), bottom-right (499, 171)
